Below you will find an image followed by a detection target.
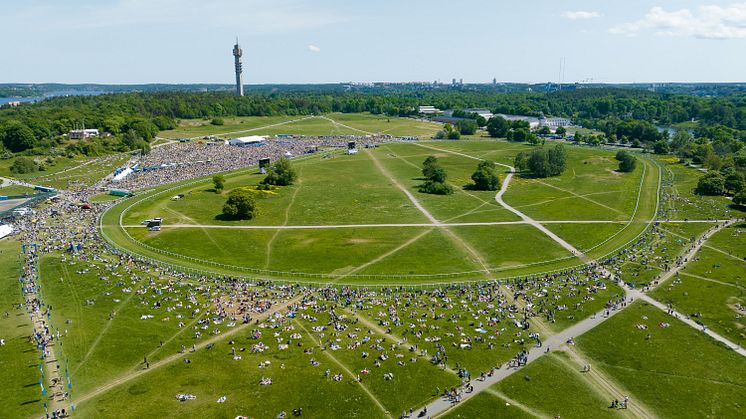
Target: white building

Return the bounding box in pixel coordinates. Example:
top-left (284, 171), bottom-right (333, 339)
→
top-left (539, 117), bottom-right (571, 128)
top-left (418, 105), bottom-right (441, 115)
top-left (69, 129), bottom-right (100, 139)
top-left (228, 136), bottom-right (266, 147)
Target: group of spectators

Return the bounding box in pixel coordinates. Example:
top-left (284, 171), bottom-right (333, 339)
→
top-left (112, 135), bottom-right (396, 190)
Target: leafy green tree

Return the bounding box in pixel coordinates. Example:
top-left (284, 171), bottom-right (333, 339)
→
top-left (422, 156), bottom-right (439, 179)
top-left (447, 130), bottom-right (461, 140)
top-left (10, 156), bottom-right (37, 174)
top-left (419, 156), bottom-right (452, 194)
top-left (670, 130), bottom-right (692, 151)
top-left (1, 121), bottom-right (37, 152)
top-left (724, 172), bottom-right (745, 194)
top-left (696, 172), bottom-right (726, 195)
top-left (555, 126), bottom-right (567, 137)
top-left (618, 155), bottom-right (637, 172)
top-left (471, 160), bottom-right (501, 191)
top-left (222, 188), bottom-right (257, 219)
top-left (457, 119), bottom-right (478, 135)
top-left (211, 117), bottom-right (225, 126)
top-left (537, 126), bottom-right (551, 135)
top-left (516, 145), bottom-right (566, 178)
top-left (573, 131), bottom-right (584, 143)
top-left (486, 116), bottom-right (510, 138)
top-left (653, 141), bottom-right (670, 154)
top-left (262, 157), bottom-right (297, 186)
top-left (213, 174), bottom-right (225, 192)
top-left (733, 190), bottom-right (746, 207)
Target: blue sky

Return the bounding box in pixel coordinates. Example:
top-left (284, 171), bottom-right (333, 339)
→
top-left (3, 0), bottom-right (745, 84)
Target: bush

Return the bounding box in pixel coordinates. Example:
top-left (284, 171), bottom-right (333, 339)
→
top-left (222, 188), bottom-right (257, 220)
top-left (211, 118), bottom-right (225, 126)
top-left (418, 180), bottom-right (453, 195)
top-left (696, 172), bottom-right (725, 195)
top-left (471, 161), bottom-right (501, 191)
top-left (10, 156), bottom-right (37, 174)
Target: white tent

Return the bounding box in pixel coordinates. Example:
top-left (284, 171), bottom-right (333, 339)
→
top-left (0, 224), bottom-right (13, 240)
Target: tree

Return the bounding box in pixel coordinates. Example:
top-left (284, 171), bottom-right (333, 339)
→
top-left (670, 130), bottom-right (692, 151)
top-left (724, 172), bottom-right (745, 195)
top-left (1, 121), bottom-right (37, 152)
top-left (471, 160), bottom-right (501, 191)
top-left (457, 119), bottom-right (478, 135)
top-left (696, 172), bottom-right (726, 195)
top-left (618, 155), bottom-right (637, 172)
top-left (573, 131), bottom-right (584, 143)
top-left (537, 126), bottom-right (551, 136)
top-left (422, 156), bottom-right (439, 179)
top-left (653, 141), bottom-right (670, 154)
top-left (486, 116), bottom-right (510, 138)
top-left (262, 157), bottom-right (297, 186)
top-left (555, 126), bottom-right (567, 137)
top-left (515, 145), bottom-right (566, 178)
top-left (733, 190), bottom-right (746, 207)
top-left (508, 127), bottom-right (537, 143)
top-left (213, 174), bottom-right (225, 193)
top-left (419, 156), bottom-right (453, 195)
top-left (222, 188), bottom-right (257, 220)
top-left (211, 117), bottom-right (225, 126)
top-left (10, 156), bottom-right (37, 174)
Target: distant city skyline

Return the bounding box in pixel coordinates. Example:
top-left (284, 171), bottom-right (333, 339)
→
top-left (3, 0), bottom-right (746, 84)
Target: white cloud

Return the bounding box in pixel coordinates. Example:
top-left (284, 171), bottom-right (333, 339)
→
top-left (561, 11), bottom-right (601, 20)
top-left (610, 4), bottom-right (746, 39)
top-left (308, 44), bottom-right (321, 53)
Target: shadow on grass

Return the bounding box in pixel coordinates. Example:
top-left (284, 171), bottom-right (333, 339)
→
top-left (20, 399), bottom-right (40, 405)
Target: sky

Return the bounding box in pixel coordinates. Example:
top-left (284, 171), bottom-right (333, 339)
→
top-left (2, 0), bottom-right (746, 84)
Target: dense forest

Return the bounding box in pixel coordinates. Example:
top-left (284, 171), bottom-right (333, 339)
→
top-left (0, 88), bottom-right (744, 187)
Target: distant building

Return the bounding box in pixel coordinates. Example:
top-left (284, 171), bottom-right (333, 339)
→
top-left (69, 129), bottom-right (100, 139)
top-left (228, 136), bottom-right (265, 147)
top-left (418, 105), bottom-right (441, 115)
top-left (6, 101), bottom-right (21, 107)
top-left (539, 117), bottom-right (571, 128)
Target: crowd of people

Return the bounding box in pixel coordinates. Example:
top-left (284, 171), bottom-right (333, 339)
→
top-left (112, 135), bottom-right (396, 190)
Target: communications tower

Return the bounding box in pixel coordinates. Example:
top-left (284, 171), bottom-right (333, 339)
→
top-left (233, 38), bottom-right (244, 96)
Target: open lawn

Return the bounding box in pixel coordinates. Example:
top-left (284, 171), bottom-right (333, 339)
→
top-left (575, 301), bottom-right (746, 418)
top-left (101, 140), bottom-right (661, 283)
top-left (0, 239), bottom-right (43, 418)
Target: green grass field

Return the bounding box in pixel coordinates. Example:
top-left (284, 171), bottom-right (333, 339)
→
top-left (575, 301), bottom-right (746, 418)
top-left (158, 113), bottom-right (443, 140)
top-left (100, 140), bottom-right (663, 283)
top-left (0, 239), bottom-right (44, 418)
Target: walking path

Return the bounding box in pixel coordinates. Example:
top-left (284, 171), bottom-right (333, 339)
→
top-left (20, 246), bottom-right (70, 416)
top-left (411, 143), bottom-right (585, 258)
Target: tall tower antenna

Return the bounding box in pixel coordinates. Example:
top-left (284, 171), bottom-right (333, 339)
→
top-left (233, 37), bottom-right (244, 97)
